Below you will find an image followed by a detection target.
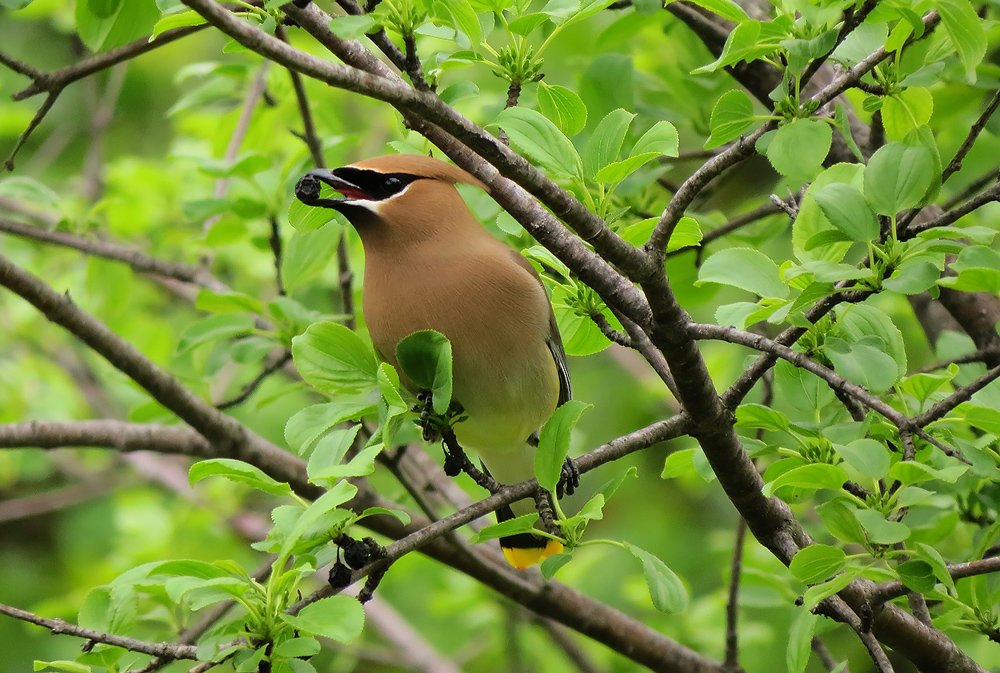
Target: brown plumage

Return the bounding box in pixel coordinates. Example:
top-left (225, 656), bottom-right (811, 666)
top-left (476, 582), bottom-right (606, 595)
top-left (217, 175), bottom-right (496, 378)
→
top-left (295, 154), bottom-right (572, 567)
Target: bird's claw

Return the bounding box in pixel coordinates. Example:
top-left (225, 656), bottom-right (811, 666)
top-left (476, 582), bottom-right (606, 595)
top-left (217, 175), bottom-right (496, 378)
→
top-left (556, 457), bottom-right (580, 498)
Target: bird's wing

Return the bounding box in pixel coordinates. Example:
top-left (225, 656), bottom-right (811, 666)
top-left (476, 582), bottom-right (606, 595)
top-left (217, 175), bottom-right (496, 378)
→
top-left (509, 249), bottom-right (572, 406)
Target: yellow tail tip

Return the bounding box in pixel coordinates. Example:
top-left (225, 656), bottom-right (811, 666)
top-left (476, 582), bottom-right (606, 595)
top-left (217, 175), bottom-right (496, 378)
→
top-left (501, 539), bottom-right (564, 569)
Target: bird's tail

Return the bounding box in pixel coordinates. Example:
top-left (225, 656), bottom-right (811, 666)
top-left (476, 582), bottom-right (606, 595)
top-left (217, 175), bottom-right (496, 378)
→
top-left (495, 499), bottom-right (563, 569)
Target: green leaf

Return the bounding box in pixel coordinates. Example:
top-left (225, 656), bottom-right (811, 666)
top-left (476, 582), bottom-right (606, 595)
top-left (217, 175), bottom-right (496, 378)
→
top-left (306, 425), bottom-right (362, 477)
top-left (285, 401), bottom-right (374, 455)
top-left (176, 313), bottom-right (254, 354)
top-left (539, 553), bottom-right (574, 579)
top-left (537, 82), bottom-right (588, 137)
top-left (896, 560), bottom-right (936, 593)
top-left (395, 330), bottom-right (452, 414)
top-left (883, 259), bottom-right (941, 294)
top-left (280, 596), bottom-right (365, 643)
top-left (765, 119), bottom-right (832, 181)
top-left (786, 609), bottom-right (818, 673)
top-left (935, 0), bottom-right (987, 82)
top-left (76, 0), bottom-right (159, 52)
top-left (810, 183), bottom-right (878, 242)
top-left (863, 142), bottom-right (934, 216)
top-left (824, 338), bottom-right (900, 394)
top-left (801, 571), bottom-right (856, 610)
top-left (631, 121), bottom-right (679, 158)
top-left (33, 662), bottom-right (93, 673)
top-left (914, 542), bottom-right (957, 592)
top-left (189, 458), bottom-right (293, 497)
top-left (469, 513), bottom-right (539, 543)
top-left (854, 509), bottom-right (909, 544)
top-left (508, 12), bottom-right (550, 35)
top-left (839, 304), bottom-right (907, 380)
top-left (832, 439), bottom-right (890, 481)
top-left (282, 222), bottom-right (343, 292)
top-left (292, 321), bottom-right (379, 395)
top-left (623, 543), bottom-right (688, 613)
top-left (280, 480), bottom-right (358, 559)
top-left (882, 87), bottom-right (933, 142)
top-left (698, 247), bottom-right (789, 299)
top-left (289, 195), bottom-right (340, 232)
top-left (661, 448), bottom-right (696, 479)
top-left (494, 107), bottom-right (582, 179)
top-left (196, 153), bottom-right (271, 178)
top-left (272, 637), bottom-right (322, 659)
top-left (816, 499), bottom-right (867, 545)
top-left (790, 544), bottom-right (847, 584)
top-left (434, 0), bottom-right (481, 48)
top-left (833, 103), bottom-right (864, 160)
top-left (762, 463), bottom-right (849, 497)
top-left (886, 460), bottom-right (968, 485)
top-left (310, 441), bottom-right (383, 483)
top-left (735, 403), bottom-right (790, 431)
top-left (706, 89), bottom-right (755, 149)
top-left (196, 289), bottom-right (264, 315)
top-left (584, 108), bottom-right (635, 178)
top-left (684, 0), bottom-right (748, 22)
top-left (535, 400), bottom-right (590, 493)
top-left (151, 9), bottom-right (207, 39)
top-left (327, 14), bottom-right (376, 39)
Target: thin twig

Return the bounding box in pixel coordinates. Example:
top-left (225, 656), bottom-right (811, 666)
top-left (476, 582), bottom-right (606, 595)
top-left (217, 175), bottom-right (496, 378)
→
top-left (0, 602), bottom-right (198, 661)
top-left (215, 350), bottom-right (294, 410)
top-left (723, 517), bottom-right (746, 671)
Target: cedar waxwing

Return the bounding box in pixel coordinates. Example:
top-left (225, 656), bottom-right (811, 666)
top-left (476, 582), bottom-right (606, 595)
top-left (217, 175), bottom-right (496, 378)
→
top-left (294, 154), bottom-right (573, 568)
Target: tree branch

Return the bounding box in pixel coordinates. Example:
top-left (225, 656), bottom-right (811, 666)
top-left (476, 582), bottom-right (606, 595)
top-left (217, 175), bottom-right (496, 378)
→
top-left (0, 602), bottom-right (199, 662)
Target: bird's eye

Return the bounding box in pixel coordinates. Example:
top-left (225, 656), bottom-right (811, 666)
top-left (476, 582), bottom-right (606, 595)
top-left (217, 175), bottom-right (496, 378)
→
top-left (383, 176), bottom-right (403, 194)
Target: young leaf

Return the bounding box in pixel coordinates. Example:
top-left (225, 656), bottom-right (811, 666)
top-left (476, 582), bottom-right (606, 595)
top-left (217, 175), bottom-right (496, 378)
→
top-left (583, 108), bottom-right (635, 178)
top-left (623, 543), bottom-right (689, 613)
top-left (786, 609), bottom-right (818, 673)
top-left (535, 400), bottom-right (591, 493)
top-left (537, 82), bottom-right (588, 137)
top-left (395, 330), bottom-right (452, 414)
top-left (935, 0), bottom-right (987, 81)
top-left (832, 439), bottom-right (890, 481)
top-left (494, 107), bottom-right (583, 179)
top-left (195, 289), bottom-right (264, 315)
top-left (176, 314), bottom-right (254, 354)
top-left (468, 513), bottom-right (539, 543)
top-left (285, 401), bottom-right (375, 455)
top-left (280, 595), bottom-right (365, 643)
top-left (282, 222), bottom-right (343, 292)
top-left (706, 90), bottom-right (755, 149)
top-left (854, 509), bottom-right (910, 544)
top-left (765, 119), bottom-right (832, 181)
top-left (291, 321), bottom-right (379, 395)
top-left (189, 459), bottom-right (293, 496)
top-left (697, 247), bottom-right (789, 299)
top-left (762, 463), bottom-right (849, 497)
top-left (789, 544), bottom-right (847, 584)
top-left (327, 14), bottom-right (376, 39)
top-left (810, 183), bottom-right (878, 242)
top-left (863, 142), bottom-right (934, 216)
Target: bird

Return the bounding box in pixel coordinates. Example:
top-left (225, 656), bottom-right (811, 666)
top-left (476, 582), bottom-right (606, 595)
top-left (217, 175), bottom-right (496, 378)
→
top-left (294, 153), bottom-right (575, 568)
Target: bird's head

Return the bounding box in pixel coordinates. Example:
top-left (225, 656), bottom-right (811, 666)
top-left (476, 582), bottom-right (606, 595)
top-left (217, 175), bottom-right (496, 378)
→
top-left (294, 154), bottom-right (488, 245)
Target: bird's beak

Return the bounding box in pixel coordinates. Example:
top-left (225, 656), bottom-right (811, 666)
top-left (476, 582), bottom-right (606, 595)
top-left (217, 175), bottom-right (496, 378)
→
top-left (294, 168), bottom-right (365, 209)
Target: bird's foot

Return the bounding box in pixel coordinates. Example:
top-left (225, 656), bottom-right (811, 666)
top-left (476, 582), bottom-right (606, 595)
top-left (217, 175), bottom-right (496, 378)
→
top-left (533, 490), bottom-right (562, 537)
top-left (441, 427), bottom-right (501, 493)
top-left (414, 390), bottom-right (466, 444)
top-left (556, 457), bottom-right (580, 498)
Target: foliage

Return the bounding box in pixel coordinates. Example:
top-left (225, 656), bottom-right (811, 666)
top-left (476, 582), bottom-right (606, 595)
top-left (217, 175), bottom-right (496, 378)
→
top-left (2, 0), bottom-right (1000, 672)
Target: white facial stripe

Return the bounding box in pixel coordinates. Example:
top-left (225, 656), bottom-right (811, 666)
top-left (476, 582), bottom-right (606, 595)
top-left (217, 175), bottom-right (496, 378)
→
top-left (342, 181), bottom-right (415, 215)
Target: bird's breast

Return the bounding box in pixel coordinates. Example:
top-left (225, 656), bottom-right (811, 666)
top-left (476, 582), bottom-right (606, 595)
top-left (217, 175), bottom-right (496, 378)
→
top-left (362, 243), bottom-right (560, 454)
